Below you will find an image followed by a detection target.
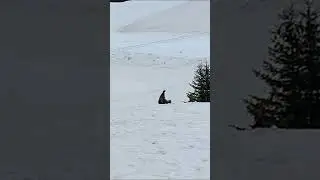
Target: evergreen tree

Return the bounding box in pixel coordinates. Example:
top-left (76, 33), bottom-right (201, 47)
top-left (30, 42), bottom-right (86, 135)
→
top-left (298, 0), bottom-right (320, 127)
top-left (187, 61), bottom-right (210, 102)
top-left (243, 0), bottom-right (320, 128)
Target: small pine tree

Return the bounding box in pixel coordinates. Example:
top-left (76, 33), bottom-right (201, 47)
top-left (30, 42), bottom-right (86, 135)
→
top-left (187, 61), bottom-right (210, 102)
top-left (243, 0), bottom-right (320, 129)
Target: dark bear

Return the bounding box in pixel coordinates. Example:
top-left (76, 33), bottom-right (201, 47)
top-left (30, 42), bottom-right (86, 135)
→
top-left (158, 90), bottom-right (171, 104)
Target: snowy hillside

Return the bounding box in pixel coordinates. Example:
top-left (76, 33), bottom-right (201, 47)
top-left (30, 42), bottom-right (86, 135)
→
top-left (110, 0), bottom-right (210, 179)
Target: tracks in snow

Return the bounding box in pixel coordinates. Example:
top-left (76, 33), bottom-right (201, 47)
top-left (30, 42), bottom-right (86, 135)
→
top-left (110, 103), bottom-right (210, 179)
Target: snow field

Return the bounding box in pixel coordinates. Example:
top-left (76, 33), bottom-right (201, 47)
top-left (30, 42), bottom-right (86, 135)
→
top-left (110, 1), bottom-right (210, 179)
top-left (110, 50), bottom-right (210, 179)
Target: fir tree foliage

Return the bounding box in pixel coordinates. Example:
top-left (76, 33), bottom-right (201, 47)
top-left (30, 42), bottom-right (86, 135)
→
top-left (244, 0), bottom-right (320, 128)
top-left (187, 61), bottom-right (210, 102)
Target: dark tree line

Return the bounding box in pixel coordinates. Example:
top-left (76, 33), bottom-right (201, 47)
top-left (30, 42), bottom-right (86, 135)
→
top-left (244, 0), bottom-right (320, 129)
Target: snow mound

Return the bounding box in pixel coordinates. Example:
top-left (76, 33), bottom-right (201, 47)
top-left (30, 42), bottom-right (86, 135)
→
top-left (110, 1), bottom-right (186, 32)
top-left (118, 0), bottom-right (210, 33)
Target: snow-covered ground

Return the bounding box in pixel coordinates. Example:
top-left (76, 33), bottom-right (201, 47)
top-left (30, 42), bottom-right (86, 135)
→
top-left (110, 0), bottom-right (210, 179)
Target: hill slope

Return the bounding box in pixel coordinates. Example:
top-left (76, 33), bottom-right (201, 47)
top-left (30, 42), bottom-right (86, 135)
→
top-left (110, 1), bottom-right (210, 179)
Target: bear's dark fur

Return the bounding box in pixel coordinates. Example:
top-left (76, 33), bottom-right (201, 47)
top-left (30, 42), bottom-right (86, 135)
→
top-left (158, 90), bottom-right (171, 104)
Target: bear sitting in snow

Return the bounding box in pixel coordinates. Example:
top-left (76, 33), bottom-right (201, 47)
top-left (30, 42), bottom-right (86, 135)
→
top-left (158, 90), bottom-right (171, 104)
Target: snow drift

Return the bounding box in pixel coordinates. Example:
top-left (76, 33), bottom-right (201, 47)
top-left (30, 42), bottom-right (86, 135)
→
top-left (118, 0), bottom-right (210, 34)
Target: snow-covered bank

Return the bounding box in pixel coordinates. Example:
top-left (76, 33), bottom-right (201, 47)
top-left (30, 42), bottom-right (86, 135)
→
top-left (118, 1), bottom-right (210, 33)
top-left (110, 0), bottom-right (210, 58)
top-left (110, 0), bottom-right (210, 179)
